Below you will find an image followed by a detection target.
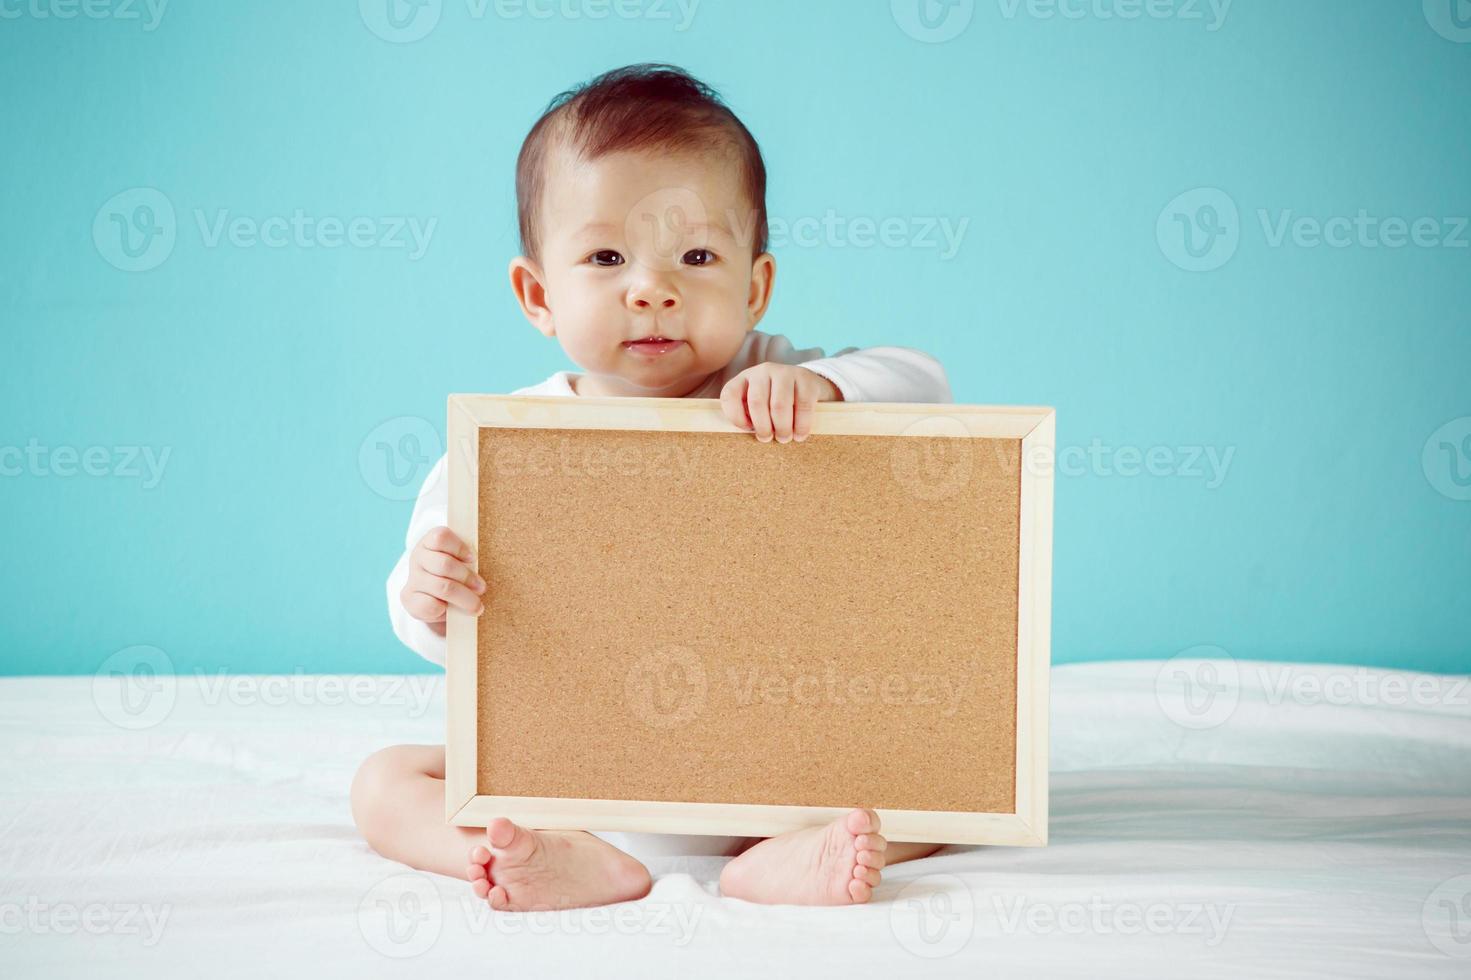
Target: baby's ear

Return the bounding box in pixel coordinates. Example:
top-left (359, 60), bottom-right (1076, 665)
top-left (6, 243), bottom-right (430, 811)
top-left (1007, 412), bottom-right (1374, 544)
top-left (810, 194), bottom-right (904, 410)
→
top-left (746, 251), bottom-right (776, 327)
top-left (508, 256), bottom-right (555, 338)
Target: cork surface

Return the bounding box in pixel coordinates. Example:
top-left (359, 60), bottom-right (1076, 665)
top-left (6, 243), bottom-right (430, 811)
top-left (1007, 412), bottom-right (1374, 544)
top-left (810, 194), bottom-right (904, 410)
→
top-left (475, 426), bottom-right (1020, 814)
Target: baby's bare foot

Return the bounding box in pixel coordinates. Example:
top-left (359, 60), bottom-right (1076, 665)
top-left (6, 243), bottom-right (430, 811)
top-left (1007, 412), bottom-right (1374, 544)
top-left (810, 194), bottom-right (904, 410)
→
top-left (466, 818), bottom-right (651, 911)
top-left (718, 808), bottom-right (886, 905)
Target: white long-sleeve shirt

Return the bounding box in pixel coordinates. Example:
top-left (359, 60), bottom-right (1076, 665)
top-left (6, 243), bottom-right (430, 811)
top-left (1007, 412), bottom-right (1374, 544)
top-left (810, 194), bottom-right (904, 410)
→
top-left (387, 331), bottom-right (952, 666)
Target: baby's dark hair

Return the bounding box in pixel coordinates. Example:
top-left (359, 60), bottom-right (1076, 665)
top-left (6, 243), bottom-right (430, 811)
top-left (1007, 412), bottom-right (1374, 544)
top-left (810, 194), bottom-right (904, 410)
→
top-left (515, 63), bottom-right (768, 262)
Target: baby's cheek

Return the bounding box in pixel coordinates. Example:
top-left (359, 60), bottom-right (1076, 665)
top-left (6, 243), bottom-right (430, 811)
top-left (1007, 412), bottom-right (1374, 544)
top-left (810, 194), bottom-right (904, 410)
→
top-left (554, 303), bottom-right (620, 366)
top-left (689, 314), bottom-right (752, 368)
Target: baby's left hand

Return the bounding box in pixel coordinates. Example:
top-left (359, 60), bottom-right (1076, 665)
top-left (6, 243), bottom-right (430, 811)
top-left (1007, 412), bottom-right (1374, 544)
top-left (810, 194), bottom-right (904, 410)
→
top-left (720, 363), bottom-right (842, 443)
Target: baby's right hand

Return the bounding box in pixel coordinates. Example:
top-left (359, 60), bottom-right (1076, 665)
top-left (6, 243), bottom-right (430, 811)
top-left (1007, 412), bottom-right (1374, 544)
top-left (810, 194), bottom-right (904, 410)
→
top-left (401, 527), bottom-right (486, 624)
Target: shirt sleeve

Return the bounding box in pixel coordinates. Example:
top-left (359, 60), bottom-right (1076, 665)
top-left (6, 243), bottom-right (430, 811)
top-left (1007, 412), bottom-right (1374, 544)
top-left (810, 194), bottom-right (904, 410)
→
top-left (748, 334), bottom-right (953, 404)
top-left (385, 453), bottom-right (450, 667)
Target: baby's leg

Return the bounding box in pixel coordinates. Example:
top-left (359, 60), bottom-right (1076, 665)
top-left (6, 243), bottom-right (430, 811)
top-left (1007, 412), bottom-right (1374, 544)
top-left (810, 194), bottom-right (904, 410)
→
top-left (350, 744), bottom-right (482, 878)
top-left (719, 809), bottom-right (944, 906)
top-left (351, 744), bottom-right (651, 909)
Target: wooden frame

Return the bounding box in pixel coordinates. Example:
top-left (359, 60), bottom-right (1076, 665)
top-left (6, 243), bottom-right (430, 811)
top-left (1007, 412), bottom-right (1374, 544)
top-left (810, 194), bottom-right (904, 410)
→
top-left (445, 395), bottom-right (1054, 846)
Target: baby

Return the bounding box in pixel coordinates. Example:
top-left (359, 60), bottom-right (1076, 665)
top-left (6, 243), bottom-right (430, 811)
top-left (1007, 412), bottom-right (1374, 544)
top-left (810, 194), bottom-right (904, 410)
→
top-left (351, 64), bottom-right (954, 911)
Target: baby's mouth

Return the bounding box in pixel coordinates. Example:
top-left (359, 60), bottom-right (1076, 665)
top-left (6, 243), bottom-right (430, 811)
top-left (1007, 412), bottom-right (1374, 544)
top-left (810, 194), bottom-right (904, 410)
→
top-left (622, 336), bottom-right (685, 356)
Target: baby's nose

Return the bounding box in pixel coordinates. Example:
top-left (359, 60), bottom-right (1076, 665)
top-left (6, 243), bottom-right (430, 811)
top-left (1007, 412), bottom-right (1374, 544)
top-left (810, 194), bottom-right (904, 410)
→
top-left (628, 281), bottom-right (680, 310)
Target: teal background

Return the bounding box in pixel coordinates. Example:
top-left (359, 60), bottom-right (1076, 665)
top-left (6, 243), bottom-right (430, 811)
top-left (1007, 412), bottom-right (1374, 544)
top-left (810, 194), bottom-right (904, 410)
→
top-left (1, 0), bottom-right (1468, 676)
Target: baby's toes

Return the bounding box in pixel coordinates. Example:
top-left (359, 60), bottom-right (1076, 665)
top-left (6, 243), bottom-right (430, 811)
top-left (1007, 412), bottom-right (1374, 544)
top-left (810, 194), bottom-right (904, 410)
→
top-left (468, 844), bottom-right (492, 897)
top-left (857, 847), bottom-right (885, 870)
top-left (844, 808), bottom-right (881, 836)
top-left (853, 865), bottom-right (882, 888)
top-left (847, 877), bottom-right (875, 904)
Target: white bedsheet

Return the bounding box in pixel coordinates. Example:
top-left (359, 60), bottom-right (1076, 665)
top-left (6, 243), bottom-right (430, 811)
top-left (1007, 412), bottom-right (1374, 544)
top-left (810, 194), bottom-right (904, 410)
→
top-left (3, 659), bottom-right (1468, 978)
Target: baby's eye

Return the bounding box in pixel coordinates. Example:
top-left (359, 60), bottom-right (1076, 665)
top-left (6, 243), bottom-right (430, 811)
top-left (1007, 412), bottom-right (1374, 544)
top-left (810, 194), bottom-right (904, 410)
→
top-left (588, 250), bottom-right (624, 267)
top-left (682, 248), bottom-right (716, 266)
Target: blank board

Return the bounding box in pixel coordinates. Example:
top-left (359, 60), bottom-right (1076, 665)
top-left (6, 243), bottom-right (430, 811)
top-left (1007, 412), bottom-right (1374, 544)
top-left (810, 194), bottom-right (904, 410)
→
top-left (445, 395), bottom-right (1054, 846)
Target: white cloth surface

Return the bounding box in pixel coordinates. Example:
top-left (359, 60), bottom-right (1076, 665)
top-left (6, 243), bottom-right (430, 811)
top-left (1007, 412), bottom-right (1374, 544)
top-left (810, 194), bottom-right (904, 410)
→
top-left (384, 330), bottom-right (953, 667)
top-left (4, 659), bottom-right (1468, 979)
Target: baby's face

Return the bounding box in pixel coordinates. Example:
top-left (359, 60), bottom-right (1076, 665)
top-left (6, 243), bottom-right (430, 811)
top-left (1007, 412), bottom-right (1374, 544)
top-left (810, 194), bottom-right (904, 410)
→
top-left (513, 147), bottom-right (773, 398)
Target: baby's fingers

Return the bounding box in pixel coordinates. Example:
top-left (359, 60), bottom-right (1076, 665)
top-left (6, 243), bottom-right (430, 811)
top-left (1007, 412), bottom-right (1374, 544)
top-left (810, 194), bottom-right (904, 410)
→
top-left (720, 377), bottom-right (752, 431)
top-left (401, 590), bottom-right (448, 624)
top-left (414, 575), bottom-right (484, 616)
top-left (420, 549), bottom-right (486, 595)
top-left (419, 526), bottom-right (473, 563)
top-left (770, 379), bottom-right (797, 443)
top-left (744, 373), bottom-right (774, 442)
top-left (792, 373), bottom-right (822, 442)
top-left (792, 394), bottom-right (815, 442)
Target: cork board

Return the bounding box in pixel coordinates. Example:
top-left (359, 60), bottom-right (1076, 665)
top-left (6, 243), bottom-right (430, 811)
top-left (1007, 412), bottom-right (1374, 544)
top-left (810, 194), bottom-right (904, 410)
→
top-left (444, 396), bottom-right (1054, 846)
